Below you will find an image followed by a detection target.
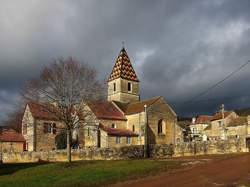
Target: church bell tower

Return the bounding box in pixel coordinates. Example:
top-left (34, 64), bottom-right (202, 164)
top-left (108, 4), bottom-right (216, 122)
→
top-left (107, 47), bottom-right (140, 103)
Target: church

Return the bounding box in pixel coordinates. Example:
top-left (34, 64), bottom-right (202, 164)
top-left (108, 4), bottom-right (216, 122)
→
top-left (83, 47), bottom-right (182, 148)
top-left (22, 47), bottom-right (182, 151)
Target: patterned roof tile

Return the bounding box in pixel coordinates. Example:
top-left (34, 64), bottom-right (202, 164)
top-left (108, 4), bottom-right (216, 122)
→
top-left (108, 47), bottom-right (139, 82)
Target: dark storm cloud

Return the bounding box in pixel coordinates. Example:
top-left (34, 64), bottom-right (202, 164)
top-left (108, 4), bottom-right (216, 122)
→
top-left (0, 0), bottom-right (250, 121)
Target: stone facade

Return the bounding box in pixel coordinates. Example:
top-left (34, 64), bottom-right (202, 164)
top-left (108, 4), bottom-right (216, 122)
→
top-left (174, 138), bottom-right (247, 156)
top-left (0, 142), bottom-right (24, 153)
top-left (2, 145), bottom-right (145, 163)
top-left (108, 78), bottom-right (140, 103)
top-left (147, 97), bottom-right (179, 144)
top-left (22, 104), bottom-right (66, 151)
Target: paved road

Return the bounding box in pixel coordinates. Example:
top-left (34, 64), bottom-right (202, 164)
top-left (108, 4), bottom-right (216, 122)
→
top-left (113, 154), bottom-right (250, 187)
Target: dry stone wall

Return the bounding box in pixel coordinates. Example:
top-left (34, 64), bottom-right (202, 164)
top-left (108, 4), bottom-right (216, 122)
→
top-left (2, 145), bottom-right (145, 163)
top-left (2, 139), bottom-right (248, 163)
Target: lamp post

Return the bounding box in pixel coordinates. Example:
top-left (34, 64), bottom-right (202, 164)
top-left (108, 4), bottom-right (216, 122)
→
top-left (144, 105), bottom-right (148, 158)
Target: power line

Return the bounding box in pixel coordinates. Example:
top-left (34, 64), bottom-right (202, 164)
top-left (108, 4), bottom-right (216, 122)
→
top-left (186, 60), bottom-right (250, 104)
top-left (170, 93), bottom-right (250, 106)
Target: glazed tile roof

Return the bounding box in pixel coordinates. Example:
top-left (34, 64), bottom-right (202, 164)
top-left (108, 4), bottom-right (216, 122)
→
top-left (113, 96), bottom-right (162, 115)
top-left (108, 47), bottom-right (139, 82)
top-left (99, 124), bottom-right (138, 137)
top-left (27, 102), bottom-right (59, 121)
top-left (0, 128), bottom-right (25, 142)
top-left (87, 101), bottom-right (127, 121)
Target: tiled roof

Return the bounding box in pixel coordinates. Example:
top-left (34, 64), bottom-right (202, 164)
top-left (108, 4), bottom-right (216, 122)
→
top-left (195, 115), bottom-right (213, 124)
top-left (211, 111), bottom-right (232, 121)
top-left (27, 102), bottom-right (59, 121)
top-left (108, 47), bottom-right (139, 82)
top-left (99, 124), bottom-right (138, 137)
top-left (0, 128), bottom-right (25, 142)
top-left (87, 101), bottom-right (127, 121)
top-left (113, 96), bottom-right (162, 115)
top-left (228, 117), bottom-right (248, 127)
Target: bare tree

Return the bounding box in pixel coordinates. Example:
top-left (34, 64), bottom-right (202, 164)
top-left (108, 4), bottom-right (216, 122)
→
top-left (23, 57), bottom-right (104, 162)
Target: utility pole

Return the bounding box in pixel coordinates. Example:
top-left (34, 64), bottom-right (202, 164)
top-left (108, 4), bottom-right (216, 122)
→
top-left (221, 104), bottom-right (227, 140)
top-left (144, 105), bottom-right (148, 158)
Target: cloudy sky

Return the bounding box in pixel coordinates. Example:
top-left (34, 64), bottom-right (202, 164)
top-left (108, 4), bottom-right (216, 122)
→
top-left (0, 0), bottom-right (250, 121)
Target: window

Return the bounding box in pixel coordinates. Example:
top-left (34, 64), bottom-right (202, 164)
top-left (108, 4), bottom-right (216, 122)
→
top-left (113, 82), bottom-right (116, 92)
top-left (132, 125), bottom-right (135, 132)
top-left (116, 137), bottom-right (121, 144)
top-left (87, 128), bottom-right (90, 136)
top-left (126, 137), bottom-right (131, 144)
top-left (48, 124), bottom-right (52, 133)
top-left (44, 123), bottom-right (56, 134)
top-left (218, 121), bottom-right (222, 127)
top-left (23, 124), bottom-right (27, 135)
top-left (111, 124), bottom-right (116, 128)
top-left (158, 119), bottom-right (165, 134)
top-left (128, 82), bottom-right (132, 92)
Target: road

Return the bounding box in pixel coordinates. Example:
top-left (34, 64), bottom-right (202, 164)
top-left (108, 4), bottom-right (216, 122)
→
top-left (113, 154), bottom-right (250, 187)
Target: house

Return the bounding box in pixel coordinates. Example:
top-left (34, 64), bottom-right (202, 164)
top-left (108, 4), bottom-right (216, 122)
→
top-left (204, 110), bottom-right (238, 140)
top-left (22, 102), bottom-right (70, 151)
top-left (190, 115), bottom-right (213, 141)
top-left (21, 47), bottom-right (180, 150)
top-left (0, 127), bottom-right (25, 153)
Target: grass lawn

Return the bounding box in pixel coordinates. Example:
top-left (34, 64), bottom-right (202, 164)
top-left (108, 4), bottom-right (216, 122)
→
top-left (0, 160), bottom-right (183, 187)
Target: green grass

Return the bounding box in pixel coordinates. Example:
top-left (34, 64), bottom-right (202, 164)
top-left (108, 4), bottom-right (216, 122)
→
top-left (0, 160), bottom-right (183, 187)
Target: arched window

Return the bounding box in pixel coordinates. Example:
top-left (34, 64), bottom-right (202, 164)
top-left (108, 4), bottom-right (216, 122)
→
top-left (132, 125), bottom-right (135, 132)
top-left (158, 119), bottom-right (165, 134)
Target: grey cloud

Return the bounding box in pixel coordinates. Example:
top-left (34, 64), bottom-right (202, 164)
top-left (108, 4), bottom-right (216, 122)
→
top-left (0, 0), bottom-right (250, 120)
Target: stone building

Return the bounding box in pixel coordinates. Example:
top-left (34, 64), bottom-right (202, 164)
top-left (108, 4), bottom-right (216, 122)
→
top-left (22, 102), bottom-right (67, 151)
top-left (190, 115), bottom-right (213, 141)
top-left (84, 47), bottom-right (180, 147)
top-left (21, 47), bottom-right (181, 150)
top-left (204, 111), bottom-right (238, 140)
top-left (0, 127), bottom-right (25, 153)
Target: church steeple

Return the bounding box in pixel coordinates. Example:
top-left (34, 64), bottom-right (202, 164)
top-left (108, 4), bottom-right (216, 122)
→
top-left (108, 47), bottom-right (139, 82)
top-left (107, 47), bottom-right (140, 103)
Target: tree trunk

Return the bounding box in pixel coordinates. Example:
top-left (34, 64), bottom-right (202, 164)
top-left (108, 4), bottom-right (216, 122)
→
top-left (66, 128), bottom-right (72, 163)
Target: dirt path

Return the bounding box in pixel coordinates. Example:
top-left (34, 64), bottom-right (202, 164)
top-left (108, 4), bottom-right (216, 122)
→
top-left (113, 154), bottom-right (250, 187)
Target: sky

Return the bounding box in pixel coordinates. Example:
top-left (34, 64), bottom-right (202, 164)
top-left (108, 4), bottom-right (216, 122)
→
top-left (0, 0), bottom-right (250, 121)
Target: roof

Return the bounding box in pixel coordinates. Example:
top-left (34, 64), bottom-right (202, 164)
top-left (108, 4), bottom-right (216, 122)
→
top-left (204, 124), bottom-right (212, 131)
top-left (27, 102), bottom-right (59, 121)
top-left (195, 115), bottom-right (213, 124)
top-left (113, 96), bottom-right (162, 115)
top-left (211, 111), bottom-right (233, 121)
top-left (99, 124), bottom-right (138, 137)
top-left (87, 101), bottom-right (127, 121)
top-left (227, 117), bottom-right (248, 127)
top-left (0, 128), bottom-right (25, 142)
top-left (108, 47), bottom-right (139, 82)
top-left (234, 108), bottom-right (250, 117)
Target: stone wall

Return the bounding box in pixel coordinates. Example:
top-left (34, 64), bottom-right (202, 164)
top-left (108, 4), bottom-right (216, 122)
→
top-left (2, 145), bottom-right (144, 163)
top-left (149, 144), bottom-right (174, 158)
top-left (2, 139), bottom-right (249, 163)
top-left (174, 138), bottom-right (247, 157)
